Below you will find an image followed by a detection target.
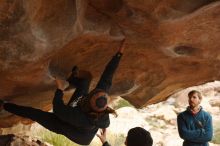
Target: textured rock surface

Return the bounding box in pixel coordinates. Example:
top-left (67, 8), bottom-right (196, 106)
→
top-left (1, 0), bottom-right (220, 127)
top-left (0, 134), bottom-right (50, 146)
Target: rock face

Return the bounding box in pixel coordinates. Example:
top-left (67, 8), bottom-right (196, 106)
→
top-left (1, 0), bottom-right (220, 127)
top-left (0, 134), bottom-right (50, 146)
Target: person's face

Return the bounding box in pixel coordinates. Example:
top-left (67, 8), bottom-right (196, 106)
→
top-left (188, 92), bottom-right (201, 108)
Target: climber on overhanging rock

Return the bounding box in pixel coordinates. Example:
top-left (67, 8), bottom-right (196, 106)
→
top-left (0, 39), bottom-right (125, 145)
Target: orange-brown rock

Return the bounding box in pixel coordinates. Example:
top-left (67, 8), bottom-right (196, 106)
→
top-left (1, 0), bottom-right (220, 127)
top-left (0, 134), bottom-right (50, 146)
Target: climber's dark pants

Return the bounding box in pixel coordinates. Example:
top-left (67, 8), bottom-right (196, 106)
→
top-left (3, 103), bottom-right (96, 145)
top-left (4, 103), bottom-right (66, 132)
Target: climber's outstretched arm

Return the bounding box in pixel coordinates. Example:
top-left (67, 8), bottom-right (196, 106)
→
top-left (95, 39), bottom-right (126, 92)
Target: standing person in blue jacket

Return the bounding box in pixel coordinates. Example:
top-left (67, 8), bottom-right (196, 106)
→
top-left (177, 90), bottom-right (213, 146)
top-left (0, 39), bottom-right (125, 145)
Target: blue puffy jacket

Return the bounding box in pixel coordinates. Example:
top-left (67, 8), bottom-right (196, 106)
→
top-left (177, 107), bottom-right (213, 146)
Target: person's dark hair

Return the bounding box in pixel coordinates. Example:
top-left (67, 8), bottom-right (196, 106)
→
top-left (188, 90), bottom-right (202, 99)
top-left (104, 106), bottom-right (118, 117)
top-left (127, 127), bottom-right (153, 146)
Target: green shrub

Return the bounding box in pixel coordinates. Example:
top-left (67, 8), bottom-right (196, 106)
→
top-left (107, 133), bottom-right (125, 146)
top-left (90, 133), bottom-right (125, 146)
top-left (114, 98), bottom-right (133, 109)
top-left (37, 129), bottom-right (78, 146)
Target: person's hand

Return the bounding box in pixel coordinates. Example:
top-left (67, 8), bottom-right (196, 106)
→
top-left (96, 128), bottom-right (107, 144)
top-left (118, 38), bottom-right (126, 53)
top-left (55, 78), bottom-right (69, 91)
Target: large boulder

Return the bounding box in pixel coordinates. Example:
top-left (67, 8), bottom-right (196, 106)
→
top-left (1, 0), bottom-right (220, 127)
top-left (0, 134), bottom-right (50, 146)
